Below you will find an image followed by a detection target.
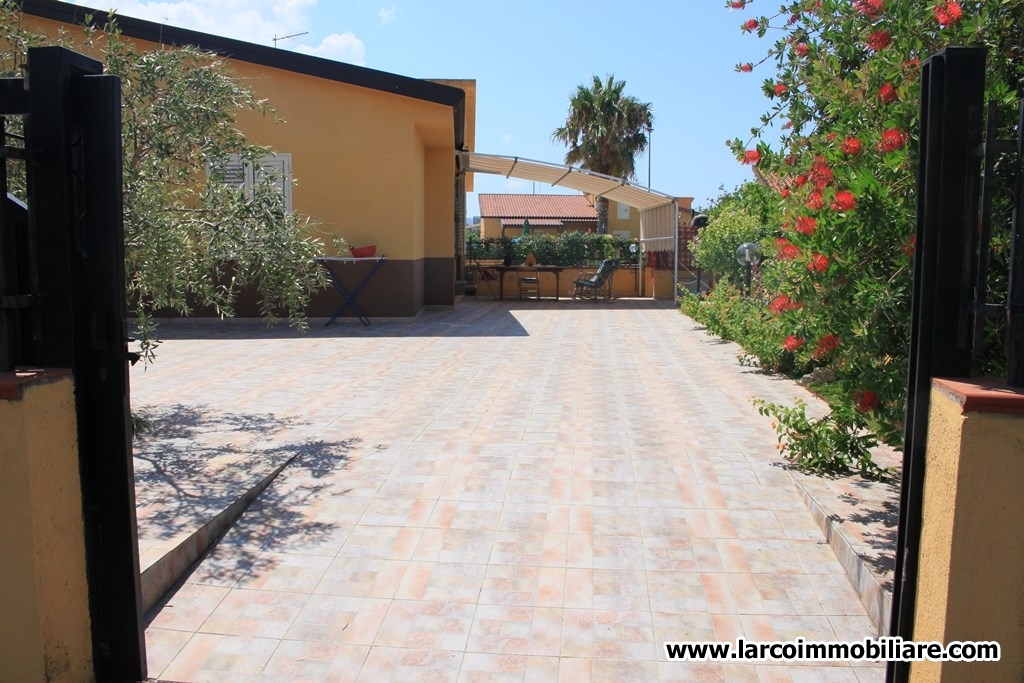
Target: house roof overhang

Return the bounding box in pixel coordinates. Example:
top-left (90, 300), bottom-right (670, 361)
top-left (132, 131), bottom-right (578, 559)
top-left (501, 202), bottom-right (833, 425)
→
top-left (459, 152), bottom-right (676, 211)
top-left (21, 0), bottom-right (468, 150)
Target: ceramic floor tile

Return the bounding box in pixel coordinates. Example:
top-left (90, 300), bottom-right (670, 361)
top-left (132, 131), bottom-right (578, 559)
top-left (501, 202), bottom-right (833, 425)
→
top-left (466, 605), bottom-right (562, 656)
top-left (356, 646), bottom-right (463, 683)
top-left (336, 525), bottom-right (423, 560)
top-left (158, 633), bottom-right (280, 680)
top-left (395, 561), bottom-right (488, 603)
top-left (198, 588), bottom-right (308, 639)
top-left (283, 595), bottom-right (390, 644)
top-left (144, 627), bottom-right (194, 679)
top-left (261, 640), bottom-right (370, 682)
top-left (136, 304), bottom-right (891, 681)
top-left (234, 551), bottom-right (332, 593)
top-left (479, 565), bottom-right (565, 607)
top-left (374, 600), bottom-right (477, 651)
top-left (314, 557), bottom-right (408, 598)
top-left (148, 583), bottom-right (231, 632)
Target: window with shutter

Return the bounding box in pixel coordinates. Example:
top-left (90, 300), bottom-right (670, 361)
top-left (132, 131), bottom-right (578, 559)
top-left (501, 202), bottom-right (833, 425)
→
top-left (208, 153), bottom-right (292, 211)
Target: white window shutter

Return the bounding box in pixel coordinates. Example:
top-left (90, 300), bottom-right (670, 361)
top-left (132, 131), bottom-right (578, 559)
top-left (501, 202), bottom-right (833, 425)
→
top-left (254, 154), bottom-right (293, 212)
top-left (215, 153), bottom-right (250, 193)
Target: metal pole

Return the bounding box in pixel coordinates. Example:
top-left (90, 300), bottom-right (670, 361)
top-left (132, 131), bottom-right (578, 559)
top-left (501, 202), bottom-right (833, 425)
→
top-left (673, 203), bottom-right (679, 300)
top-left (648, 126), bottom-right (652, 189)
top-left (745, 263), bottom-right (752, 296)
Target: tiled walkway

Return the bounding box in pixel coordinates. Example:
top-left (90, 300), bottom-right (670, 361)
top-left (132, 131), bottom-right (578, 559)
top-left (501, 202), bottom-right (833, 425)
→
top-left (133, 300), bottom-right (885, 682)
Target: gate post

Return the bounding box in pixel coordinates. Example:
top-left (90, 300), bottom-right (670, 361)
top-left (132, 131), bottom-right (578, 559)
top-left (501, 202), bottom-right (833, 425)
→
top-left (888, 47), bottom-right (985, 683)
top-left (15, 46), bottom-right (145, 682)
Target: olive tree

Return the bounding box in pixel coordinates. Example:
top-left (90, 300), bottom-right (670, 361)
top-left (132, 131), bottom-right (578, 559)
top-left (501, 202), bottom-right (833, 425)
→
top-left (1, 4), bottom-right (326, 360)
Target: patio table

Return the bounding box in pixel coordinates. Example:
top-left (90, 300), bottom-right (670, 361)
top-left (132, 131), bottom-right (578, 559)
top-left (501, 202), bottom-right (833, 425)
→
top-left (491, 265), bottom-right (565, 300)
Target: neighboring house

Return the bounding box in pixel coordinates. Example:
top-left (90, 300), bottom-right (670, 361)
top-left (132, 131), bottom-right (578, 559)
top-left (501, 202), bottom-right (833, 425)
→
top-left (20, 0), bottom-right (477, 318)
top-left (478, 193), bottom-right (644, 240)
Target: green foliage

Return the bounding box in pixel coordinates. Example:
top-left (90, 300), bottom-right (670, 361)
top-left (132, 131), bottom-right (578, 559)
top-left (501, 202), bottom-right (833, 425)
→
top-left (702, 180), bottom-right (781, 227)
top-left (1, 5), bottom-right (326, 361)
top-left (714, 0), bottom-right (1024, 460)
top-left (467, 233), bottom-right (637, 267)
top-left (754, 399), bottom-right (891, 481)
top-left (679, 285), bottom-right (804, 375)
top-left (689, 197), bottom-right (773, 280)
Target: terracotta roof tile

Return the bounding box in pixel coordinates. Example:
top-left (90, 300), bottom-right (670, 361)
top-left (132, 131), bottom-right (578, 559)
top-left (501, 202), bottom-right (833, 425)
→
top-left (499, 218), bottom-right (565, 227)
top-left (479, 194), bottom-right (597, 220)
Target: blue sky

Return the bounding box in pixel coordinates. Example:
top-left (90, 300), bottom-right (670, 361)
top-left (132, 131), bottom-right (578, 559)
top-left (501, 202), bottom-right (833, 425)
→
top-left (69, 0), bottom-right (776, 215)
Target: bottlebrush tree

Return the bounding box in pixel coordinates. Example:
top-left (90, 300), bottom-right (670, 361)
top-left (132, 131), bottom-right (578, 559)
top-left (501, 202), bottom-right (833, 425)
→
top-left (726, 0), bottom-right (1023, 448)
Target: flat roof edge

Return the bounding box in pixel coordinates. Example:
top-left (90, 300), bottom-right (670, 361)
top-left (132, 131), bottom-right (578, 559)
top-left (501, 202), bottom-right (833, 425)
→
top-left (21, 0), bottom-right (466, 148)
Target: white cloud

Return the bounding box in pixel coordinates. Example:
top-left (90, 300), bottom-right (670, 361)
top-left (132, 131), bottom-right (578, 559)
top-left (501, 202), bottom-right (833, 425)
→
top-left (65, 0), bottom-right (363, 61)
top-left (378, 5), bottom-right (396, 25)
top-left (296, 33), bottom-right (366, 66)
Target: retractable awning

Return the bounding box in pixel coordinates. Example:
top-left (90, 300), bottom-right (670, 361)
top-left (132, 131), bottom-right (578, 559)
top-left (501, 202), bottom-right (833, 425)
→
top-left (459, 151), bottom-right (683, 294)
top-left (459, 151), bottom-right (675, 211)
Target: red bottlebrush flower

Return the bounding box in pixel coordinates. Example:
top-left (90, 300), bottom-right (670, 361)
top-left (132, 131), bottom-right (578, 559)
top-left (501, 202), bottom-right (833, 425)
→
top-left (840, 137), bottom-right (863, 155)
top-left (780, 188), bottom-right (791, 199)
top-left (773, 82), bottom-right (788, 96)
top-left (742, 18), bottom-right (760, 32)
top-left (806, 191), bottom-right (824, 211)
top-left (769, 295), bottom-right (803, 314)
top-left (879, 83), bottom-right (898, 104)
top-left (729, 0), bottom-right (747, 7)
top-left (902, 233), bottom-right (917, 256)
top-left (775, 239), bottom-right (800, 260)
top-left (934, 1), bottom-right (963, 27)
top-left (813, 333), bottom-right (840, 359)
top-left (877, 127), bottom-right (908, 153)
top-left (827, 132), bottom-right (837, 142)
top-left (783, 335), bottom-right (805, 352)
top-left (809, 157), bottom-right (834, 189)
top-left (795, 216), bottom-right (817, 235)
top-left (742, 149), bottom-right (761, 165)
top-left (784, 153), bottom-right (797, 165)
top-left (854, 390), bottom-right (880, 412)
top-left (788, 13), bottom-right (800, 24)
top-left (794, 173), bottom-right (808, 187)
top-left (794, 42), bottom-right (809, 57)
top-left (808, 253), bottom-right (829, 273)
top-left (854, 0), bottom-right (884, 18)
top-left (867, 31), bottom-right (892, 51)
top-left (831, 190), bottom-right (857, 212)
top-left (739, 62), bottom-right (754, 72)
top-left (903, 58), bottom-right (921, 70)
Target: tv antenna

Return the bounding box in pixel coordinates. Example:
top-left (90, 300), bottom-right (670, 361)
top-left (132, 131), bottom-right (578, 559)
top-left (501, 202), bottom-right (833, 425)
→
top-left (273, 31), bottom-right (309, 48)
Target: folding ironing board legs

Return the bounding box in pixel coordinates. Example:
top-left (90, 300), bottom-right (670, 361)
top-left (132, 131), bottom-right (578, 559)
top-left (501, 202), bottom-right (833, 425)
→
top-left (321, 257), bottom-right (386, 326)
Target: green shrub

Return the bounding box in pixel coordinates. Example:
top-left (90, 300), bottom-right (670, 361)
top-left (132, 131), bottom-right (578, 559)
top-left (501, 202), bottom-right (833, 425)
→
top-left (467, 233), bottom-right (637, 267)
top-left (754, 399), bottom-right (891, 481)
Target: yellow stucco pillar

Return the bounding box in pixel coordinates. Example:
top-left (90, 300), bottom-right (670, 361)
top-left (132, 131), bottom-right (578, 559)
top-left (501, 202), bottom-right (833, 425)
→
top-left (0, 370), bottom-right (94, 683)
top-left (911, 378), bottom-right (1024, 683)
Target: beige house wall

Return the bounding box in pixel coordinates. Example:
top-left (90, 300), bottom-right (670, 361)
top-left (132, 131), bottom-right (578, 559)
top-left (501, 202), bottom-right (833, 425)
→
top-left (0, 373), bottom-right (93, 683)
top-left (910, 379), bottom-right (1024, 683)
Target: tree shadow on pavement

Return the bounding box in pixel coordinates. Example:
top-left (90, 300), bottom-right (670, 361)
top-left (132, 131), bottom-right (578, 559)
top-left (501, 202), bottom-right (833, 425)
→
top-left (134, 403), bottom-right (360, 602)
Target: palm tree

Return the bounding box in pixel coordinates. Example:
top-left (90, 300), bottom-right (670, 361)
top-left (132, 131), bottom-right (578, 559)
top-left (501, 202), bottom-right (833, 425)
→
top-left (552, 74), bottom-right (653, 233)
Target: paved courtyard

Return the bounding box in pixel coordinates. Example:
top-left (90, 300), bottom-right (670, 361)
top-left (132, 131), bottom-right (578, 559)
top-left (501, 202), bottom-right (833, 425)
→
top-left (133, 299), bottom-right (886, 682)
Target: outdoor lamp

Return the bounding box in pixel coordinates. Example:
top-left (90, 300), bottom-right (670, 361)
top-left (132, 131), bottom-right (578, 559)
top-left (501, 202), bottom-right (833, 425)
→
top-left (736, 241), bottom-right (762, 296)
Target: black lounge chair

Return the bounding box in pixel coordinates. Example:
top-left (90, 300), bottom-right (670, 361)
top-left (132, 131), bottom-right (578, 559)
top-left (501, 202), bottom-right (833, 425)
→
top-left (572, 259), bottom-right (617, 300)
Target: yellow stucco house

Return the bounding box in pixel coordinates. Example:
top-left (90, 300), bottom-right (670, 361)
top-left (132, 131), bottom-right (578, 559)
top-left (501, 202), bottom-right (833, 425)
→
top-left (21, 0), bottom-right (476, 318)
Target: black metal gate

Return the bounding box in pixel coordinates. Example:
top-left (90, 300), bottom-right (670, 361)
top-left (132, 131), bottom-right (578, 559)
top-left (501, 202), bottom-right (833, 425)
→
top-left (0, 47), bottom-right (144, 681)
top-left (889, 45), bottom-right (1023, 682)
